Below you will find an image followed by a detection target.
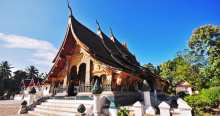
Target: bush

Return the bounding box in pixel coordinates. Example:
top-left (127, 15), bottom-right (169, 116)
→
top-left (169, 93), bottom-right (174, 97)
top-left (178, 91), bottom-right (186, 97)
top-left (184, 87), bottom-right (220, 113)
top-left (117, 107), bottom-right (129, 116)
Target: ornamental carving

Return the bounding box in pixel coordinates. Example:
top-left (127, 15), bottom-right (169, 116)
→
top-left (69, 54), bottom-right (83, 73)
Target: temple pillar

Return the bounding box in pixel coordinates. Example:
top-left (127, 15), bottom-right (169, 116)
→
top-left (63, 58), bottom-right (70, 87)
top-left (106, 75), bottom-right (112, 84)
top-left (85, 59), bottom-right (91, 85)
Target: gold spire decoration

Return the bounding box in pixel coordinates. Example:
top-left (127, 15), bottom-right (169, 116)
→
top-left (123, 39), bottom-right (129, 51)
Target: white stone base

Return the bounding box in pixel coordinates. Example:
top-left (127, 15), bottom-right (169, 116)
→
top-left (144, 106), bottom-right (157, 115)
top-left (76, 92), bottom-right (93, 97)
top-left (101, 109), bottom-right (118, 116)
top-left (55, 93), bottom-right (68, 97)
top-left (18, 106), bottom-right (27, 114)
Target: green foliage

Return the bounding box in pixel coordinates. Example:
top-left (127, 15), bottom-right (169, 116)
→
top-left (37, 73), bottom-right (45, 79)
top-left (0, 61), bottom-right (13, 96)
top-left (178, 91), bottom-right (186, 97)
top-left (184, 92), bottom-right (209, 112)
top-left (160, 49), bottom-right (207, 91)
top-left (169, 93), bottom-right (174, 96)
top-left (185, 87), bottom-right (220, 113)
top-left (25, 65), bottom-right (39, 79)
top-left (143, 63), bottom-right (162, 76)
top-left (143, 63), bottom-right (155, 73)
top-left (187, 24), bottom-right (220, 87)
top-left (117, 107), bottom-right (129, 116)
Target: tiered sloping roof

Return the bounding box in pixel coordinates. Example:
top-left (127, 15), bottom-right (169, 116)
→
top-left (42, 6), bottom-right (168, 84)
top-left (20, 78), bottom-right (43, 87)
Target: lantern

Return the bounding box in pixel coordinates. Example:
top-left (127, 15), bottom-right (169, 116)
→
top-left (116, 77), bottom-right (121, 85)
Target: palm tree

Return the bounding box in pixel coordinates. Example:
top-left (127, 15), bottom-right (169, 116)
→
top-left (25, 65), bottom-right (39, 79)
top-left (0, 61), bottom-right (13, 95)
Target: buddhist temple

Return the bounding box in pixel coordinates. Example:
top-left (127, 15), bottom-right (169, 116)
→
top-left (20, 78), bottom-right (43, 94)
top-left (41, 3), bottom-right (169, 106)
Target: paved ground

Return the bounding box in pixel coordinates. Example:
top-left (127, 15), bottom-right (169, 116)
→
top-left (0, 100), bottom-right (34, 116)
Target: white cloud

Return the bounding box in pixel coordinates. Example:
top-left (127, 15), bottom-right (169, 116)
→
top-left (0, 33), bottom-right (58, 66)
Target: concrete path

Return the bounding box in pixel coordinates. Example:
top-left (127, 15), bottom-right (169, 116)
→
top-left (0, 100), bottom-right (34, 116)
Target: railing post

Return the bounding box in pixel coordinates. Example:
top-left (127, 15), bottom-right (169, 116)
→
top-left (158, 102), bottom-right (170, 116)
top-left (142, 80), bottom-right (157, 115)
top-left (177, 98), bottom-right (192, 116)
top-left (133, 101), bottom-right (144, 116)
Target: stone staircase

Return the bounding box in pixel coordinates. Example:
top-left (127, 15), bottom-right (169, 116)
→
top-left (28, 99), bottom-right (94, 116)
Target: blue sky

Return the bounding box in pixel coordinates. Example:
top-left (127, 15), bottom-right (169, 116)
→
top-left (0, 0), bottom-right (219, 74)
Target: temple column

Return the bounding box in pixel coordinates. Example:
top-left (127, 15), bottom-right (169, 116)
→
top-left (63, 57), bottom-right (70, 88)
top-left (85, 59), bottom-right (91, 86)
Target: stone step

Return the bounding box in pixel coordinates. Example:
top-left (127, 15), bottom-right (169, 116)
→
top-left (33, 107), bottom-right (77, 116)
top-left (41, 102), bottom-right (93, 108)
top-left (28, 110), bottom-right (69, 116)
top-left (36, 105), bottom-right (91, 112)
top-left (45, 99), bottom-right (94, 104)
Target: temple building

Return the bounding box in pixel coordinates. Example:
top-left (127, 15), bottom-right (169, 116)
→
top-left (41, 5), bottom-right (169, 105)
top-left (20, 78), bottom-right (43, 94)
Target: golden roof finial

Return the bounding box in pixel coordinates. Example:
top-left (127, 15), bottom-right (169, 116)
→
top-left (123, 39), bottom-right (129, 51)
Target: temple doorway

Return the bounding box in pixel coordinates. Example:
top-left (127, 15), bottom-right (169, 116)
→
top-left (69, 65), bottom-right (78, 96)
top-left (91, 76), bottom-right (100, 85)
top-left (78, 63), bottom-right (86, 92)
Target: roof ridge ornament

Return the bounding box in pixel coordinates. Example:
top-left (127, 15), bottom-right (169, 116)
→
top-left (95, 18), bottom-right (101, 31)
top-left (67, 0), bottom-right (73, 17)
top-left (109, 25), bottom-right (113, 37)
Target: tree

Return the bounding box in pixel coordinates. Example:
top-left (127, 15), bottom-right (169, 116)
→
top-left (175, 49), bottom-right (207, 90)
top-left (25, 65), bottom-right (39, 79)
top-left (143, 63), bottom-right (155, 73)
top-left (160, 60), bottom-right (176, 93)
top-left (187, 24), bottom-right (220, 87)
top-left (154, 65), bottom-right (162, 76)
top-left (0, 61), bottom-right (13, 95)
top-left (37, 73), bottom-right (44, 79)
top-left (12, 70), bottom-right (28, 86)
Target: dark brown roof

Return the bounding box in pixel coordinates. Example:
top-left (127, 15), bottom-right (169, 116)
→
top-left (111, 36), bottom-right (138, 64)
top-left (100, 31), bottom-right (118, 55)
top-left (71, 16), bottom-right (117, 64)
top-left (99, 30), bottom-right (142, 72)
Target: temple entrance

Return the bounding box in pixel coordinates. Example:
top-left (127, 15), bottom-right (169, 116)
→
top-left (91, 76), bottom-right (100, 85)
top-left (148, 79), bottom-right (154, 92)
top-left (78, 63), bottom-right (86, 92)
top-left (69, 65), bottom-right (78, 96)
